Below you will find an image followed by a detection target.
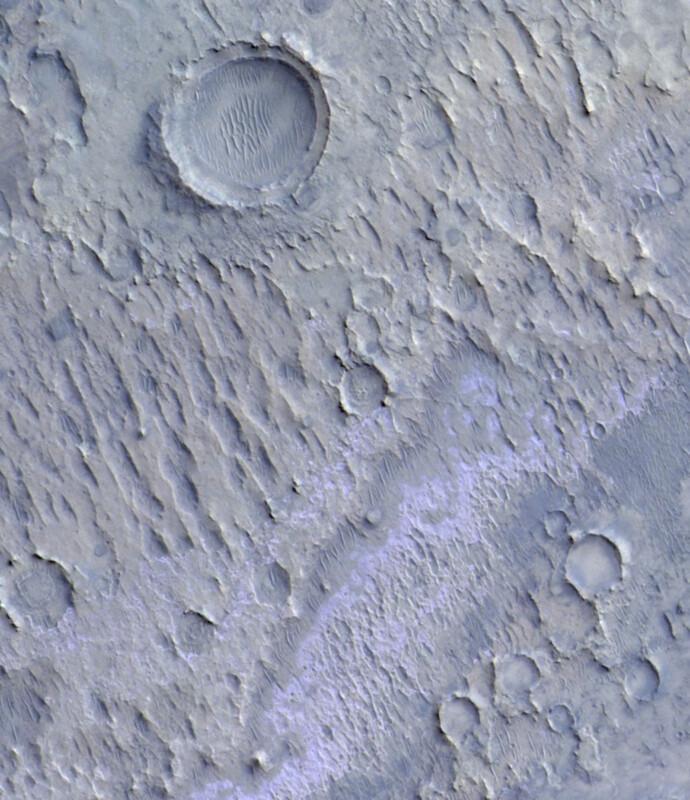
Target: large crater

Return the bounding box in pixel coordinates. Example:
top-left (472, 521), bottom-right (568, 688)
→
top-left (162, 43), bottom-right (330, 207)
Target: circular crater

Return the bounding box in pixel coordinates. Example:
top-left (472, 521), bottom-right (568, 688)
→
top-left (547, 703), bottom-right (574, 733)
top-left (340, 365), bottom-right (387, 415)
top-left (495, 654), bottom-right (540, 696)
top-left (624, 658), bottom-right (659, 701)
top-left (175, 610), bottom-right (215, 655)
top-left (565, 534), bottom-right (622, 598)
top-left (163, 43), bottom-right (330, 207)
top-left (13, 560), bottom-right (73, 627)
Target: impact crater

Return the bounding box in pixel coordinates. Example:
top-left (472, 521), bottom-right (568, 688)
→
top-left (624, 658), bottom-right (659, 701)
top-left (163, 43), bottom-right (330, 207)
top-left (565, 534), bottom-right (622, 598)
top-left (340, 364), bottom-right (387, 415)
top-left (439, 696), bottom-right (479, 745)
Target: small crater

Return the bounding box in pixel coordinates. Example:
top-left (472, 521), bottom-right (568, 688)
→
top-left (547, 703), bottom-right (574, 733)
top-left (657, 172), bottom-right (683, 201)
top-left (565, 534), bottom-right (622, 598)
top-left (438, 696), bottom-right (479, 744)
top-left (13, 559), bottom-right (73, 627)
top-left (444, 226), bottom-right (462, 249)
top-left (592, 422), bottom-right (606, 439)
top-left (509, 191), bottom-right (539, 230)
top-left (375, 75), bottom-right (391, 95)
top-left (543, 510), bottom-right (569, 539)
top-left (495, 654), bottom-right (540, 696)
top-left (525, 259), bottom-right (551, 294)
top-left (175, 610), bottom-right (215, 655)
top-left (103, 243), bottom-right (142, 282)
top-left (341, 365), bottom-right (387, 415)
top-left (624, 658), bottom-right (659, 701)
top-left (302, 0), bottom-right (335, 13)
top-left (163, 43), bottom-right (330, 207)
top-left (254, 561), bottom-right (291, 605)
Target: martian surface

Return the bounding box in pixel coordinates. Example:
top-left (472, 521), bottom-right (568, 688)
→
top-left (0, 0), bottom-right (689, 798)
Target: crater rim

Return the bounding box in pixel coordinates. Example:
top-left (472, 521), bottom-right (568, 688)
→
top-left (162, 41), bottom-right (330, 208)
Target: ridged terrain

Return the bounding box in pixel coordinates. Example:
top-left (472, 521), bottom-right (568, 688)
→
top-left (0, 0), bottom-right (688, 798)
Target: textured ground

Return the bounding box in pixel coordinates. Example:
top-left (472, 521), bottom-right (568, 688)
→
top-left (0, 0), bottom-right (689, 798)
